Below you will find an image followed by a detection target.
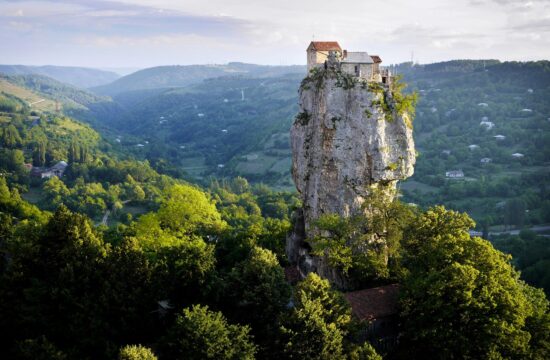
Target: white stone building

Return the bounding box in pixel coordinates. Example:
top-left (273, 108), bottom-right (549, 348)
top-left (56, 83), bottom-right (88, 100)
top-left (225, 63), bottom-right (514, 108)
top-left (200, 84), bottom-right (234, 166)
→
top-left (446, 170), bottom-right (465, 178)
top-left (306, 41), bottom-right (389, 83)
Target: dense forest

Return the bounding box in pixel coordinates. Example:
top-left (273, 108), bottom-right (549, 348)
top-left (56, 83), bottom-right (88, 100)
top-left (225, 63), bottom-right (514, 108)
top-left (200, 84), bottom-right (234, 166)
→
top-left (0, 63), bottom-right (549, 359)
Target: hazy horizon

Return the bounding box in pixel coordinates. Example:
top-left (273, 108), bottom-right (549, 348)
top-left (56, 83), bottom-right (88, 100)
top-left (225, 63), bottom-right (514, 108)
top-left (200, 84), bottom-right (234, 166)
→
top-left (1, 0), bottom-right (549, 69)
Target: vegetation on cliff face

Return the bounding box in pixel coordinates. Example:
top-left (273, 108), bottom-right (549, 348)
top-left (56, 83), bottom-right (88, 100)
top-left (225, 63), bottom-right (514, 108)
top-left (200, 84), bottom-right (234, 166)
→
top-left (390, 75), bottom-right (418, 120)
top-left (311, 187), bottom-right (413, 286)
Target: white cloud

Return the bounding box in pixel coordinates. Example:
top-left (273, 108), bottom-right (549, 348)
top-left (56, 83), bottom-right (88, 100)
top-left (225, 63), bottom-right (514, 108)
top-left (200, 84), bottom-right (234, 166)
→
top-left (1, 0), bottom-right (549, 66)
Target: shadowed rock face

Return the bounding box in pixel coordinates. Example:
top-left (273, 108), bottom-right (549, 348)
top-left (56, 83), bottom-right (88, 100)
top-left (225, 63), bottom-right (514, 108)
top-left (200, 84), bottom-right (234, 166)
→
top-left (287, 69), bottom-right (415, 288)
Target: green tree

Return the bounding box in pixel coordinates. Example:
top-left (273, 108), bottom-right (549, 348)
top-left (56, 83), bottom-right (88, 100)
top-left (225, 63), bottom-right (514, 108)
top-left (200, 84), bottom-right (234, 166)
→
top-left (162, 304), bottom-right (257, 360)
top-left (153, 237), bottom-right (216, 307)
top-left (228, 246), bottom-right (291, 339)
top-left (400, 206), bottom-right (549, 359)
top-left (505, 198), bottom-right (526, 229)
top-left (0, 205), bottom-right (109, 358)
top-left (157, 184), bottom-right (226, 235)
top-left (280, 273), bottom-right (352, 359)
top-left (42, 176), bottom-right (70, 209)
top-left (33, 140), bottom-right (47, 166)
top-left (2, 124), bottom-right (22, 148)
top-left (119, 345), bottom-right (157, 360)
top-left (348, 342), bottom-right (382, 360)
top-left (15, 336), bottom-right (67, 360)
top-left (99, 238), bottom-right (155, 346)
top-left (68, 141), bottom-right (80, 164)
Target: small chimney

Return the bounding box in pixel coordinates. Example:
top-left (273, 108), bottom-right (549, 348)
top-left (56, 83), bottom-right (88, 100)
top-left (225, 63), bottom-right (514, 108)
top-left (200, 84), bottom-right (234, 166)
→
top-left (343, 50), bottom-right (348, 59)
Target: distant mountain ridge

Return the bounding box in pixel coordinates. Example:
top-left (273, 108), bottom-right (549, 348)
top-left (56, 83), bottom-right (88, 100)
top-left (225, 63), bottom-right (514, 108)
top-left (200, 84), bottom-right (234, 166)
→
top-left (0, 65), bottom-right (120, 88)
top-left (5, 74), bottom-right (110, 108)
top-left (91, 62), bottom-right (306, 96)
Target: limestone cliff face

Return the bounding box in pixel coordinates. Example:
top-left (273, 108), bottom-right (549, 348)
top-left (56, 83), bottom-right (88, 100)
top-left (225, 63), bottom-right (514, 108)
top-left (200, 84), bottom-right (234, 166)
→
top-left (287, 69), bottom-right (415, 287)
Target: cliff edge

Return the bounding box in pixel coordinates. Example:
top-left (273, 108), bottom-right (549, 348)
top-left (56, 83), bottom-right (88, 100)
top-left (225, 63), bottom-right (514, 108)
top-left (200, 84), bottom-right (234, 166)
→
top-left (287, 66), bottom-right (416, 287)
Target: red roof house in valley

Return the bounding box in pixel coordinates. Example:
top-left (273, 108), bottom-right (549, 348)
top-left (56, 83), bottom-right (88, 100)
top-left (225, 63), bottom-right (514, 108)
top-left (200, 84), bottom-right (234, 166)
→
top-left (344, 284), bottom-right (400, 351)
top-left (344, 283), bottom-right (400, 322)
top-left (284, 266), bottom-right (302, 285)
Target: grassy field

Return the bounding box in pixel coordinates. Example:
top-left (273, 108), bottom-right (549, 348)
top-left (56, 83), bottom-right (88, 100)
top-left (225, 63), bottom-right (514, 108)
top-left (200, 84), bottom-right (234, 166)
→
top-left (21, 187), bottom-right (44, 204)
top-left (269, 157), bottom-right (291, 173)
top-left (180, 156), bottom-right (208, 178)
top-left (0, 79), bottom-right (57, 112)
top-left (235, 154), bottom-right (280, 174)
top-left (399, 180), bottom-right (438, 194)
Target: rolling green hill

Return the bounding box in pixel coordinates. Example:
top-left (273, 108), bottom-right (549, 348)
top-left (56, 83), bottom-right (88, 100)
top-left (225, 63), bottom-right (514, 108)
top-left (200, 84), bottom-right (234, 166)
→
top-left (0, 77), bottom-right (58, 113)
top-left (91, 62), bottom-right (305, 96)
top-left (0, 64), bottom-right (120, 88)
top-left (1, 74), bottom-right (129, 130)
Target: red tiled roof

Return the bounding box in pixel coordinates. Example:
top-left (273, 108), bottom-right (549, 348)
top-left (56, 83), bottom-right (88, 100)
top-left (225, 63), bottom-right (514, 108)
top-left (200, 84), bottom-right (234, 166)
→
top-left (344, 284), bottom-right (400, 322)
top-left (284, 266), bottom-right (302, 284)
top-left (370, 55), bottom-right (382, 63)
top-left (308, 41), bottom-right (342, 52)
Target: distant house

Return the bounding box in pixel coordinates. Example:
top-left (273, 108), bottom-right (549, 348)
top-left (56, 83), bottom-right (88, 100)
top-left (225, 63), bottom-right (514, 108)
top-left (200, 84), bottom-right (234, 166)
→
top-left (480, 120), bottom-right (495, 130)
top-left (445, 109), bottom-right (456, 117)
top-left (511, 153), bottom-right (524, 158)
top-left (441, 150), bottom-right (451, 155)
top-left (28, 116), bottom-right (41, 128)
top-left (493, 135), bottom-right (506, 140)
top-left (480, 157), bottom-right (492, 164)
top-left (527, 88), bottom-right (534, 93)
top-left (521, 108), bottom-right (533, 113)
top-left (468, 144), bottom-right (479, 150)
top-left (469, 230), bottom-right (483, 237)
top-left (31, 161), bottom-right (68, 179)
top-left (478, 102), bottom-right (489, 107)
top-left (446, 170), bottom-right (464, 178)
top-left (345, 284), bottom-right (400, 351)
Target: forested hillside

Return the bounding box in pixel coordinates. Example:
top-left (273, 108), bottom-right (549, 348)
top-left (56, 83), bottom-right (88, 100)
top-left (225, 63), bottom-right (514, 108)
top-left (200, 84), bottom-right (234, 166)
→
top-left (105, 74), bottom-right (301, 187)
top-left (92, 62), bottom-right (305, 96)
top-left (81, 61), bottom-right (550, 234)
top-left (396, 60), bottom-right (550, 232)
top-left (1, 88), bottom-right (549, 359)
top-left (0, 65), bottom-right (119, 88)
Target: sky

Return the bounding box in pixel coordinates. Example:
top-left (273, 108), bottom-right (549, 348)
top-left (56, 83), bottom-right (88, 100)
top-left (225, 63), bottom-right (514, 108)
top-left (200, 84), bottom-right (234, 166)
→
top-left (0, 0), bottom-right (549, 69)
